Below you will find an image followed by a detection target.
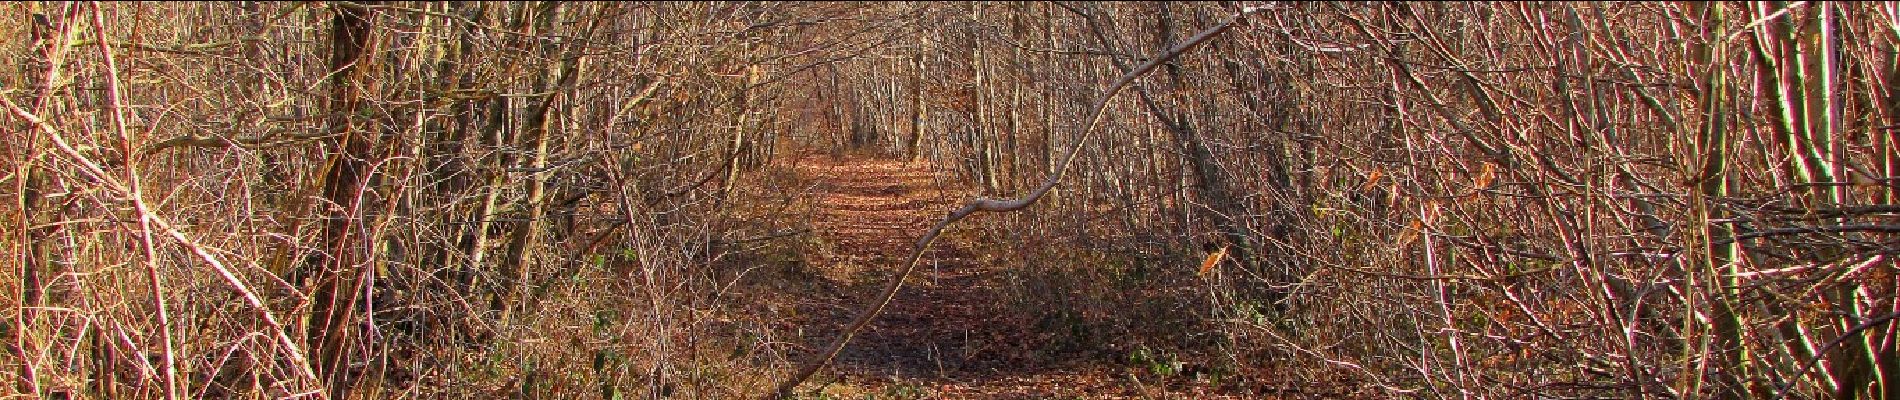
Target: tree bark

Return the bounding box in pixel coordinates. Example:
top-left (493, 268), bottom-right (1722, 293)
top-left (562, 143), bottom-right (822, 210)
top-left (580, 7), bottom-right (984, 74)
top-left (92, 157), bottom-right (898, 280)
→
top-left (908, 46), bottom-right (929, 162)
top-left (501, 1), bottom-right (596, 321)
top-left (305, 2), bottom-right (379, 395)
top-left (766, 9), bottom-right (1257, 396)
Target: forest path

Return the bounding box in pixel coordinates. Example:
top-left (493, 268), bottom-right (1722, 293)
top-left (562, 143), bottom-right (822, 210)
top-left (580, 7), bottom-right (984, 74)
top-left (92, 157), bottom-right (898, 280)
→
top-left (780, 153), bottom-right (1249, 399)
top-left (787, 153), bottom-right (1025, 380)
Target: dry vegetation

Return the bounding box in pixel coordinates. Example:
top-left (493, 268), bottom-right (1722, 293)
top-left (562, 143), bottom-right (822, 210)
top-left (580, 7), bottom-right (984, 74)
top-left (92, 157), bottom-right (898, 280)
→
top-left (4, 2), bottom-right (1899, 399)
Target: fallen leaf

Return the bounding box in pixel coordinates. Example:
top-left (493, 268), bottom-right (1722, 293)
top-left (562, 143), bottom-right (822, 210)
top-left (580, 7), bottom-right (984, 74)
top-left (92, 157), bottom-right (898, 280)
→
top-left (1199, 246), bottom-right (1228, 276)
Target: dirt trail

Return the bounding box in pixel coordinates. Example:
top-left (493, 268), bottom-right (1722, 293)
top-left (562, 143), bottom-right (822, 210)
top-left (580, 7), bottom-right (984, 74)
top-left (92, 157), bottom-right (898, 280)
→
top-left (782, 154), bottom-right (1252, 399)
top-left (789, 154), bottom-right (1023, 378)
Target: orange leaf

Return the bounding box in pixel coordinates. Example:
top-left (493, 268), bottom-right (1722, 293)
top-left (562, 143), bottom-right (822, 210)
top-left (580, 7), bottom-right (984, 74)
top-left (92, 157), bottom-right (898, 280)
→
top-left (1472, 162), bottom-right (1497, 190)
top-left (1198, 246), bottom-right (1229, 276)
top-left (1396, 219), bottom-right (1424, 248)
top-left (1359, 167), bottom-right (1385, 191)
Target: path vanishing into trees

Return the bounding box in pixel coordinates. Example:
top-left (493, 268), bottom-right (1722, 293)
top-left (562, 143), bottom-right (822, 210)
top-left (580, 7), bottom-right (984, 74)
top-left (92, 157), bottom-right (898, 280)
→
top-left (788, 154), bottom-right (1022, 385)
top-left (778, 153), bottom-right (1263, 399)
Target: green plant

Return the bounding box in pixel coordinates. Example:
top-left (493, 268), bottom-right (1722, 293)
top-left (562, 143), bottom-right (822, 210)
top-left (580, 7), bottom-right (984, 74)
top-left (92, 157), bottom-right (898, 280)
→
top-left (1128, 345), bottom-right (1184, 378)
top-left (877, 382), bottom-right (931, 399)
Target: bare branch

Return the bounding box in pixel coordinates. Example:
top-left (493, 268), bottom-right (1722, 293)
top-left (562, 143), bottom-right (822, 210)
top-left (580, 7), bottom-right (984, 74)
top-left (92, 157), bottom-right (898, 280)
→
top-left (765, 7), bottom-right (1266, 398)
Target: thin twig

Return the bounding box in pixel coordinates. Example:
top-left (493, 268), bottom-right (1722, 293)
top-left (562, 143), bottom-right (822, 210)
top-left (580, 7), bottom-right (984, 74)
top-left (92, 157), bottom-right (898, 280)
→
top-left (1774, 310), bottom-right (1900, 399)
top-left (0, 92), bottom-right (327, 397)
top-left (764, 6), bottom-right (1268, 399)
top-left (89, 3), bottom-right (180, 399)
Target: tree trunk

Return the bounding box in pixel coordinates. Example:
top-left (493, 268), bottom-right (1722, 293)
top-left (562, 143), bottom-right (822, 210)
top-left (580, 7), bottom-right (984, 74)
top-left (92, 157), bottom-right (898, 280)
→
top-left (971, 2), bottom-right (998, 193)
top-left (305, 1), bottom-right (379, 395)
top-left (908, 47), bottom-right (928, 162)
top-left (501, 1), bottom-right (592, 321)
top-left (724, 65), bottom-right (761, 197)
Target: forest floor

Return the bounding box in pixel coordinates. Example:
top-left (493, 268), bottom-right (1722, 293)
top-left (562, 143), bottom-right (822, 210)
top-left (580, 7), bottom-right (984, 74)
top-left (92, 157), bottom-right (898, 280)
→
top-left (772, 153), bottom-right (1256, 399)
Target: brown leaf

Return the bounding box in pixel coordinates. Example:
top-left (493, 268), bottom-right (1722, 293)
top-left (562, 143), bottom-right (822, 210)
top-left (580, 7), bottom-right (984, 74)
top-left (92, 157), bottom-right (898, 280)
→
top-left (1198, 246), bottom-right (1228, 276)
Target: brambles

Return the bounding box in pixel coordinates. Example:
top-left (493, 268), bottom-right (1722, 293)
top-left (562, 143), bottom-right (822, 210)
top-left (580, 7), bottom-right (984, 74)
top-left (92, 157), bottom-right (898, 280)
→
top-left (5, 2), bottom-right (1897, 399)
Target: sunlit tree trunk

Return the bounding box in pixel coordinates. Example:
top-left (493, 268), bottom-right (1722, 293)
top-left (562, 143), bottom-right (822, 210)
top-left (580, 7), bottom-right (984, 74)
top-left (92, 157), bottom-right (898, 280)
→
top-left (908, 46), bottom-right (928, 162)
top-left (305, 1), bottom-right (379, 394)
top-left (502, 1), bottom-right (595, 321)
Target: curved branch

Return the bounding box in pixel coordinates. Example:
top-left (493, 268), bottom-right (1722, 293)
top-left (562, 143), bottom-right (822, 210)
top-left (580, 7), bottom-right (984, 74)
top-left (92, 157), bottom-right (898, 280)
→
top-left (2, 90), bottom-right (326, 394)
top-left (765, 7), bottom-right (1267, 399)
top-left (1774, 309), bottom-right (1900, 399)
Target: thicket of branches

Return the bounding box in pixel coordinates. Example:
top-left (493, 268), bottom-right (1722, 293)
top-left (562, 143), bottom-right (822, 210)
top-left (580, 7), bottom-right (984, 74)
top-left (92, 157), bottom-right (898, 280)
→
top-left (4, 1), bottom-right (1898, 399)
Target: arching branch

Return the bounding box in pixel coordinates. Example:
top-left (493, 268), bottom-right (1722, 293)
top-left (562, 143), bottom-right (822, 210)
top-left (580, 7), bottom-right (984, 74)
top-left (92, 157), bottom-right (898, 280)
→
top-left (765, 7), bottom-right (1268, 399)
